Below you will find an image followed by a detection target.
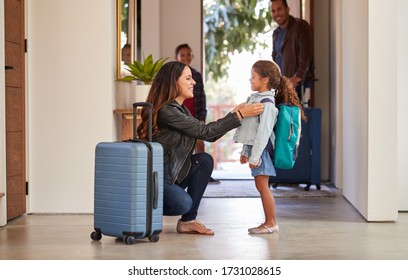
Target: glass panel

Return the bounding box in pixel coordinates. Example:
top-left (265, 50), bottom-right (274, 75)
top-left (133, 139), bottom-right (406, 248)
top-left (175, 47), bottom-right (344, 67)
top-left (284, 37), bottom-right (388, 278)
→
top-left (117, 0), bottom-right (140, 79)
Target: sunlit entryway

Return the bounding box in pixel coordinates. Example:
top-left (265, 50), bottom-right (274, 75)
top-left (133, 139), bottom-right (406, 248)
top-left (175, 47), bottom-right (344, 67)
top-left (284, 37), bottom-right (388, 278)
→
top-left (203, 0), bottom-right (275, 179)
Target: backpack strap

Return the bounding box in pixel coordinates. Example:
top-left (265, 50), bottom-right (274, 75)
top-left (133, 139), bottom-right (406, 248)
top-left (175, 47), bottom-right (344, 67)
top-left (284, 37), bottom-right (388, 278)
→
top-left (260, 98), bottom-right (277, 160)
top-left (260, 98), bottom-right (273, 104)
top-left (258, 98), bottom-right (274, 123)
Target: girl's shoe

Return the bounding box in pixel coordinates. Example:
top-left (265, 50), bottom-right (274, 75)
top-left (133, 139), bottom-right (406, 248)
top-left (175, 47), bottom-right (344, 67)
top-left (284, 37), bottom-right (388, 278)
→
top-left (248, 224), bottom-right (279, 234)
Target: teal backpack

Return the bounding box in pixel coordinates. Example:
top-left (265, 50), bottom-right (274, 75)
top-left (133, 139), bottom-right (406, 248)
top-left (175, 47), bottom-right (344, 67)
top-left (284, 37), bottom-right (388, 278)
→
top-left (261, 99), bottom-right (302, 169)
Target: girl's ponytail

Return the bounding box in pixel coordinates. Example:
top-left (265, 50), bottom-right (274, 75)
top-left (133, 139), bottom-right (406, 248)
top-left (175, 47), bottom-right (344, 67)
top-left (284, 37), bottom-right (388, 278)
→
top-left (275, 76), bottom-right (306, 120)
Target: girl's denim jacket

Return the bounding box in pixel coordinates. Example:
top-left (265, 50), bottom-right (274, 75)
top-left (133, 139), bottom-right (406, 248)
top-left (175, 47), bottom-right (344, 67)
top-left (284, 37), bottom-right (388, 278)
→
top-left (233, 90), bottom-right (278, 165)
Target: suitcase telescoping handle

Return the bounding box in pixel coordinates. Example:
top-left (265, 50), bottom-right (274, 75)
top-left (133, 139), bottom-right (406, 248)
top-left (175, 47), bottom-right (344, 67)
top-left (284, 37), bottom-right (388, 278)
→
top-left (132, 102), bottom-right (152, 142)
top-left (132, 102), bottom-right (159, 214)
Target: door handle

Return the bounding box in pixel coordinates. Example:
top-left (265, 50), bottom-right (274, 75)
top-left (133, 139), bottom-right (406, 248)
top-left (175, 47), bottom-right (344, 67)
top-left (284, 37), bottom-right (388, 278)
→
top-left (5, 65), bottom-right (14, 70)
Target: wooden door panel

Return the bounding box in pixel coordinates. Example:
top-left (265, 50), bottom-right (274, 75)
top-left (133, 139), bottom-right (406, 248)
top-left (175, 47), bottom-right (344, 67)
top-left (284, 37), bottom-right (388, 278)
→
top-left (4, 0), bottom-right (22, 44)
top-left (4, 0), bottom-right (26, 220)
top-left (6, 132), bottom-right (23, 177)
top-left (5, 42), bottom-right (22, 88)
top-left (6, 175), bottom-right (25, 219)
top-left (6, 87), bottom-right (22, 132)
top-left (6, 130), bottom-right (25, 218)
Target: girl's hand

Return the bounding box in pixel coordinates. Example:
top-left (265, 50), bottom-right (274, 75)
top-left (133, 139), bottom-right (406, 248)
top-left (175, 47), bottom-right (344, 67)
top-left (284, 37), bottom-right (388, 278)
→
top-left (249, 163), bottom-right (260, 168)
top-left (240, 155), bottom-right (248, 164)
top-left (249, 158), bottom-right (261, 168)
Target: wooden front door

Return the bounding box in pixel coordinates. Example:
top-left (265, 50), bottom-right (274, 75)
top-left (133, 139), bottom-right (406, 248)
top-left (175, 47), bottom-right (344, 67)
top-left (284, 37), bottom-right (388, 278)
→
top-left (4, 0), bottom-right (26, 220)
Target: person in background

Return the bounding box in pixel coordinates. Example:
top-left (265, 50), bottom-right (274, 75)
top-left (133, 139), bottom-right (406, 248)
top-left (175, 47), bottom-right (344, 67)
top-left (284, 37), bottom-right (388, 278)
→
top-left (175, 43), bottom-right (219, 184)
top-left (137, 61), bottom-right (264, 235)
top-left (270, 0), bottom-right (313, 102)
top-left (120, 43), bottom-right (132, 77)
top-left (233, 60), bottom-right (304, 234)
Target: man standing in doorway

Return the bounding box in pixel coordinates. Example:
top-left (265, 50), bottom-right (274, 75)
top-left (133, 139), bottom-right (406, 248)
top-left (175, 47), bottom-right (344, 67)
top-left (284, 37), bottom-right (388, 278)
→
top-left (270, 0), bottom-right (313, 102)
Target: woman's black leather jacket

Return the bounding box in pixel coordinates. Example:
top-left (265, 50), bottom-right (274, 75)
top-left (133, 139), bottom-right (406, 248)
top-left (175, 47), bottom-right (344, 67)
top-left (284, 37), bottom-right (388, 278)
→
top-left (153, 100), bottom-right (241, 185)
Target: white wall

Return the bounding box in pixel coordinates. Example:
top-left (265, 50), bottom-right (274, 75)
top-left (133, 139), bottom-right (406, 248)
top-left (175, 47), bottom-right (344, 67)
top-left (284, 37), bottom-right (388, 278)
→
top-left (27, 0), bottom-right (116, 213)
top-left (160, 0), bottom-right (202, 72)
top-left (397, 0), bottom-right (408, 210)
top-left (342, 0), bottom-right (369, 215)
top-left (329, 0), bottom-right (343, 188)
top-left (22, 0), bottom-right (202, 214)
top-left (342, 0), bottom-right (398, 220)
top-left (367, 0), bottom-right (398, 219)
top-left (0, 0), bottom-right (6, 225)
top-left (313, 0), bottom-right (330, 182)
top-left (140, 0), bottom-right (203, 70)
top-left (140, 0), bottom-right (202, 72)
top-left (140, 0), bottom-right (161, 60)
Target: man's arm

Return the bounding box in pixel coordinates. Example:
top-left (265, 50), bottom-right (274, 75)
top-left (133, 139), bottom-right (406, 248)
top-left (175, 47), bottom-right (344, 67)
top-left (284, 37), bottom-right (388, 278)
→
top-left (294, 19), bottom-right (313, 82)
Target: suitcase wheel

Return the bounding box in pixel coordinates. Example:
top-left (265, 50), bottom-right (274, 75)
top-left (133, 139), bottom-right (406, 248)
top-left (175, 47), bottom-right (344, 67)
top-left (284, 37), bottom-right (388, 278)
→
top-left (148, 233), bottom-right (159, 243)
top-left (124, 235), bottom-right (136, 245)
top-left (90, 231), bottom-right (102, 241)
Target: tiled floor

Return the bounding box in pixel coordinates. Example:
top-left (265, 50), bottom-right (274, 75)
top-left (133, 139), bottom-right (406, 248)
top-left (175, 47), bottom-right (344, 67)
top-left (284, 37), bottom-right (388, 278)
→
top-left (1, 190), bottom-right (407, 260)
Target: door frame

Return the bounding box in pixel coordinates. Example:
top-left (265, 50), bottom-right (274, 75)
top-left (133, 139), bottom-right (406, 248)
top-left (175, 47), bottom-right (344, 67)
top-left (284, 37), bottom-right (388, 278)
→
top-left (1, 0), bottom-right (7, 226)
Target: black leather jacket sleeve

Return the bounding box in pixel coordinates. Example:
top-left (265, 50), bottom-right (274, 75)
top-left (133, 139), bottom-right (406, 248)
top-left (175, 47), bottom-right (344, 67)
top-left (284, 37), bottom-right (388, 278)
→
top-left (158, 101), bottom-right (241, 142)
top-left (153, 101), bottom-right (241, 184)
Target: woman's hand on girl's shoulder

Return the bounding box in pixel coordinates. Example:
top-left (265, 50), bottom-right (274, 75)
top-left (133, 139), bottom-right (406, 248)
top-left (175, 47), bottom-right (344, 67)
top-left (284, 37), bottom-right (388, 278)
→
top-left (240, 103), bottom-right (264, 118)
top-left (232, 103), bottom-right (245, 113)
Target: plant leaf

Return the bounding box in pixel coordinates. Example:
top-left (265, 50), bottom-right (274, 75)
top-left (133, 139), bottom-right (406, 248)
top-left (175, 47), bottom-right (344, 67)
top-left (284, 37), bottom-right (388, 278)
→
top-left (119, 54), bottom-right (168, 84)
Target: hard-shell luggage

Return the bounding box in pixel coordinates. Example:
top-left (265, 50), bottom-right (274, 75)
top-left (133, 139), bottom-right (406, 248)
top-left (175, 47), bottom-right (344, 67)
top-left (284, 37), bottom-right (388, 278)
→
top-left (268, 108), bottom-right (321, 190)
top-left (90, 102), bottom-right (163, 244)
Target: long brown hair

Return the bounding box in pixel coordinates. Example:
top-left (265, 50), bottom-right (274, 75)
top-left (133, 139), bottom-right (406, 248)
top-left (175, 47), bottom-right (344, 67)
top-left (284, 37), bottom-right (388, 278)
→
top-left (252, 60), bottom-right (305, 120)
top-left (137, 61), bottom-right (186, 140)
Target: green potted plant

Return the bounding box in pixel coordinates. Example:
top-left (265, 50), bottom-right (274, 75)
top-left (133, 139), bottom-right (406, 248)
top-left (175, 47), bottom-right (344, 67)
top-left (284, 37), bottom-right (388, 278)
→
top-left (120, 54), bottom-right (168, 84)
top-left (116, 54), bottom-right (168, 108)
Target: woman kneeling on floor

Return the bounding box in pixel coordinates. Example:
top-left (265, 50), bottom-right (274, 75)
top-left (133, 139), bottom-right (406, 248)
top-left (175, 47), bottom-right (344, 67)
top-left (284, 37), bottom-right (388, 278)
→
top-left (137, 61), bottom-right (263, 235)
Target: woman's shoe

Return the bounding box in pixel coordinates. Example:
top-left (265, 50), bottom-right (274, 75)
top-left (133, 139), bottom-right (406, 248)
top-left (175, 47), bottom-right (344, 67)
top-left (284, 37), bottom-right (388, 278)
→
top-left (248, 224), bottom-right (279, 234)
top-left (208, 177), bottom-right (221, 184)
top-left (176, 219), bottom-right (215, 235)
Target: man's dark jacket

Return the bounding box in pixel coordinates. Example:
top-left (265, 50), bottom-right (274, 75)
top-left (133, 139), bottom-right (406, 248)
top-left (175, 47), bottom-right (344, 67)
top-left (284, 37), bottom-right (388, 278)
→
top-left (272, 15), bottom-right (313, 83)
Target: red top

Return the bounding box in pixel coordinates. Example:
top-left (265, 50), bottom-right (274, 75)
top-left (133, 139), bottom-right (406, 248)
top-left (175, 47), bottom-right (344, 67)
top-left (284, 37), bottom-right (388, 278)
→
top-left (184, 98), bottom-right (195, 117)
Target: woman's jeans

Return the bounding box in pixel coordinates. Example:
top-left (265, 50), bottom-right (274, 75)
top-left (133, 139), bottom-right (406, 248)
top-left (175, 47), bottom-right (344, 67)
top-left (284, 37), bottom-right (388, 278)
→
top-left (163, 153), bottom-right (213, 221)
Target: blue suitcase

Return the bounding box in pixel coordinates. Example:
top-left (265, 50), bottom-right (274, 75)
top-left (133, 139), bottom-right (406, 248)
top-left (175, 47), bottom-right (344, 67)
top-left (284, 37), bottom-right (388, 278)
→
top-left (90, 102), bottom-right (163, 244)
top-left (268, 108), bottom-right (321, 190)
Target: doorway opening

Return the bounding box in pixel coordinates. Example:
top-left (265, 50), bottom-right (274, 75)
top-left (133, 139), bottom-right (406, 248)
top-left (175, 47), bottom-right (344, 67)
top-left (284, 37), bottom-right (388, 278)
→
top-left (203, 0), bottom-right (274, 179)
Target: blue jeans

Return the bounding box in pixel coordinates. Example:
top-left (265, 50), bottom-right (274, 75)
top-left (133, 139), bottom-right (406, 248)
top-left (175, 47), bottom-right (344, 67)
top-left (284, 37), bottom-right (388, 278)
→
top-left (163, 152), bottom-right (213, 221)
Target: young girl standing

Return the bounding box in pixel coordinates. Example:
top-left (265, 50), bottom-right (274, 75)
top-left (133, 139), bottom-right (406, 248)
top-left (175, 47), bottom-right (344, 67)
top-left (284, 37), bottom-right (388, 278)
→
top-left (233, 60), bottom-right (304, 234)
